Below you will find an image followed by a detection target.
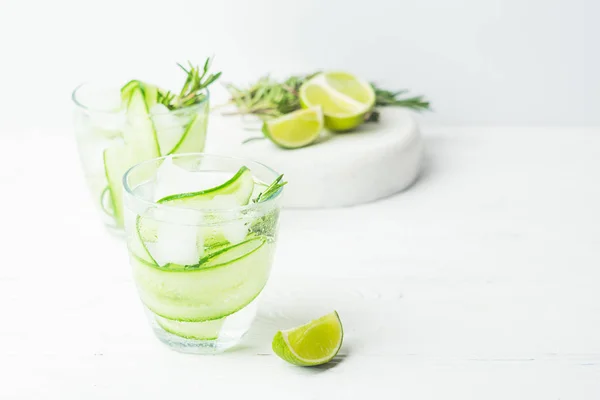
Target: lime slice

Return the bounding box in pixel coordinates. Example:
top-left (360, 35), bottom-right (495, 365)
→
top-left (262, 106), bottom-right (323, 149)
top-left (157, 166), bottom-right (254, 208)
top-left (299, 71), bottom-right (375, 132)
top-left (272, 311), bottom-right (343, 366)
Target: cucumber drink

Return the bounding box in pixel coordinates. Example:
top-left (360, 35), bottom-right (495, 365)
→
top-left (73, 61), bottom-right (219, 231)
top-left (123, 154), bottom-right (285, 354)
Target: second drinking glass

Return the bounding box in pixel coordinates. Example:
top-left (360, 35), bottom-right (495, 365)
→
top-left (73, 61), bottom-right (218, 231)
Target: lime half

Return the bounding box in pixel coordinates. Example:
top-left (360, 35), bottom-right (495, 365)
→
top-left (299, 72), bottom-right (375, 132)
top-left (272, 311), bottom-right (343, 366)
top-left (262, 106), bottom-right (324, 149)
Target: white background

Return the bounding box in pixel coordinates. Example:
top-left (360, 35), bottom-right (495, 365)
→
top-left (1, 1), bottom-right (600, 398)
top-left (0, 0), bottom-right (597, 131)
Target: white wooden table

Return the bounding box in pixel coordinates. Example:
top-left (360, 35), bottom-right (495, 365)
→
top-left (2, 126), bottom-right (599, 399)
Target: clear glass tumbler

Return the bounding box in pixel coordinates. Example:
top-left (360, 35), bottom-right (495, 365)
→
top-left (72, 82), bottom-right (210, 232)
top-left (123, 154), bottom-right (283, 353)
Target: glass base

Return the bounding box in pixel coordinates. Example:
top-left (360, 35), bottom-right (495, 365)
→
top-left (144, 297), bottom-right (260, 354)
top-left (152, 327), bottom-right (240, 354)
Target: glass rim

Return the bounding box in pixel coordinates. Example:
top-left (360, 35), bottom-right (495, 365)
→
top-left (71, 81), bottom-right (210, 115)
top-left (122, 153), bottom-right (284, 215)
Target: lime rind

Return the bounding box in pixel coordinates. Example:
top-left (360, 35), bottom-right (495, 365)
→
top-left (272, 311), bottom-right (343, 366)
top-left (300, 73), bottom-right (373, 116)
top-left (299, 71), bottom-right (375, 131)
top-left (262, 106), bottom-right (324, 149)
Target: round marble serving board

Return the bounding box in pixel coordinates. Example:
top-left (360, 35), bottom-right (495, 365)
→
top-left (205, 108), bottom-right (423, 208)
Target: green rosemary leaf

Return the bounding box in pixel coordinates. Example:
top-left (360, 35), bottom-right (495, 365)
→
top-left (254, 174), bottom-right (287, 203)
top-left (177, 63), bottom-right (189, 74)
top-left (224, 72), bottom-right (430, 123)
top-left (158, 57), bottom-right (221, 110)
top-left (372, 84), bottom-right (430, 111)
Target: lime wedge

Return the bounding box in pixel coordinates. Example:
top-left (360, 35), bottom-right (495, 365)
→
top-left (272, 311), bottom-right (343, 366)
top-left (262, 106), bottom-right (323, 149)
top-left (299, 71), bottom-right (375, 132)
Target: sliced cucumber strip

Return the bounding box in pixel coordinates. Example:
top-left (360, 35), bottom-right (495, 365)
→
top-left (130, 215), bottom-right (236, 267)
top-left (132, 237), bottom-right (273, 321)
top-left (129, 216), bottom-right (158, 265)
top-left (124, 85), bottom-right (161, 159)
top-left (130, 166), bottom-right (255, 267)
top-left (167, 104), bottom-right (209, 155)
top-left (103, 144), bottom-right (130, 227)
top-left (142, 84), bottom-right (158, 108)
top-left (157, 166), bottom-right (254, 208)
top-left (100, 186), bottom-right (115, 217)
top-left (120, 80), bottom-right (139, 103)
top-left (198, 237), bottom-right (264, 268)
top-left (156, 315), bottom-right (225, 340)
top-left (102, 81), bottom-right (162, 227)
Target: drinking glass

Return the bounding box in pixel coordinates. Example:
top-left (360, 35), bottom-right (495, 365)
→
top-left (73, 82), bottom-right (209, 231)
top-left (122, 154), bottom-right (283, 353)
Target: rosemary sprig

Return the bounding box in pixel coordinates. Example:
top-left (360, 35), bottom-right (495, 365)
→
top-left (224, 72), bottom-right (429, 121)
top-left (373, 85), bottom-right (430, 110)
top-left (157, 57), bottom-right (222, 110)
top-left (254, 174), bottom-right (287, 203)
top-left (365, 84), bottom-right (431, 122)
top-left (224, 74), bottom-right (308, 118)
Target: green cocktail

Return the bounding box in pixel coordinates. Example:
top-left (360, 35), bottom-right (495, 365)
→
top-left (73, 61), bottom-right (219, 230)
top-left (123, 154), bottom-right (285, 353)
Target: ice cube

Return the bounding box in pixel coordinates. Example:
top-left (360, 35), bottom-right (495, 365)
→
top-left (205, 194), bottom-right (241, 210)
top-left (81, 87), bottom-right (124, 132)
top-left (80, 86), bottom-right (123, 111)
top-left (154, 158), bottom-right (234, 200)
top-left (150, 103), bottom-right (170, 115)
top-left (152, 221), bottom-right (200, 266)
top-left (154, 157), bottom-right (197, 200)
top-left (203, 195), bottom-right (248, 245)
top-left (220, 219), bottom-right (249, 245)
top-left (90, 110), bottom-right (127, 132)
top-left (150, 104), bottom-right (188, 154)
top-left (150, 104), bottom-right (185, 131)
